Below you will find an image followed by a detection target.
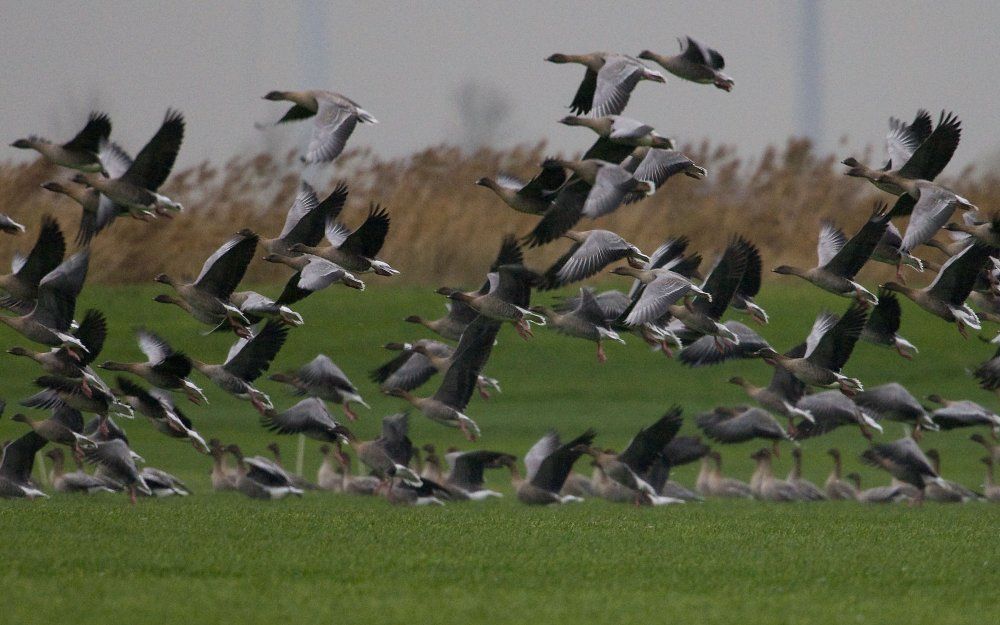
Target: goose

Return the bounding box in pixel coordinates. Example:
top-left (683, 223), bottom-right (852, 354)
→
top-left (645, 435), bottom-right (710, 500)
top-left (83, 439), bottom-right (151, 504)
top-left (866, 172), bottom-right (977, 254)
top-left (696, 406), bottom-right (791, 456)
top-left (620, 148), bottom-right (707, 205)
top-left (728, 354), bottom-right (812, 426)
top-left (386, 316), bottom-right (500, 439)
top-left (677, 320), bottom-right (771, 367)
top-left (99, 329), bottom-right (205, 404)
top-left (545, 52), bottom-right (665, 116)
top-left (0, 426), bottom-right (51, 499)
top-left (588, 450), bottom-right (682, 505)
top-left (0, 249), bottom-right (90, 357)
top-left (924, 449), bottom-right (980, 502)
top-left (208, 439), bottom-right (237, 491)
top-left (335, 420), bottom-right (421, 489)
top-left (860, 288), bottom-right (917, 359)
top-left (45, 448), bottom-right (114, 494)
top-left (72, 110), bottom-right (184, 217)
top-left (291, 204), bottom-right (398, 276)
top-left (860, 437), bottom-right (947, 505)
top-left (980, 456), bottom-right (1000, 502)
top-left (11, 111), bottom-right (111, 171)
top-left (540, 229), bottom-right (648, 290)
top-left (265, 253), bottom-right (365, 306)
top-left (8, 308), bottom-right (107, 385)
top-left (226, 444), bottom-right (303, 500)
top-left (847, 473), bottom-right (916, 504)
top-left (748, 448), bottom-right (800, 501)
top-left (560, 472), bottom-right (596, 498)
top-left (114, 377), bottom-right (209, 454)
top-left (385, 477), bottom-right (451, 506)
top-left (0, 215), bottom-right (65, 311)
top-left (871, 221), bottom-right (926, 281)
top-left (259, 397), bottom-right (351, 444)
top-left (729, 238), bottom-right (769, 324)
top-left (191, 320), bottom-right (288, 412)
top-left (153, 229), bottom-right (258, 338)
top-left (436, 264), bottom-right (541, 340)
top-left (22, 375), bottom-right (134, 438)
top-left (531, 288), bottom-right (625, 362)
top-left (10, 411), bottom-right (97, 459)
top-left (558, 115), bottom-right (675, 150)
top-left (842, 110), bottom-right (961, 198)
top-left (513, 429), bottom-right (596, 505)
top-left (139, 467), bottom-right (190, 497)
top-left (793, 391), bottom-right (883, 440)
top-left (444, 450), bottom-right (514, 500)
top-left (639, 36), bottom-right (734, 91)
top-left (0, 214), bottom-right (25, 235)
top-left (263, 442), bottom-right (319, 491)
top-left (261, 180), bottom-right (347, 257)
top-left (697, 451), bottom-right (753, 499)
top-left (755, 301), bottom-right (868, 396)
top-left (475, 166), bottom-right (566, 215)
top-left (772, 203), bottom-right (890, 305)
top-left (786, 448), bottom-right (827, 500)
top-left (881, 241), bottom-right (991, 337)
top-left (970, 433), bottom-right (1000, 463)
top-left (824, 449), bottom-right (858, 501)
top-left (268, 354), bottom-right (369, 421)
top-left (330, 446), bottom-right (381, 496)
top-left (854, 383), bottom-right (938, 437)
top-left (542, 158), bottom-right (653, 219)
top-left (973, 345), bottom-right (1000, 394)
top-left (945, 212), bottom-right (1000, 247)
top-left (263, 90), bottom-right (377, 164)
top-left (926, 395), bottom-right (1000, 432)
top-left (611, 265), bottom-right (709, 329)
top-left (228, 290), bottom-right (304, 327)
top-left (371, 341), bottom-right (500, 398)
top-left (316, 444), bottom-right (344, 492)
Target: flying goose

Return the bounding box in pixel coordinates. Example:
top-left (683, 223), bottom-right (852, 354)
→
top-left (611, 264), bottom-right (709, 329)
top-left (729, 238), bottom-right (769, 324)
top-left (0, 214), bottom-right (25, 235)
top-left (22, 375), bottom-right (134, 438)
top-left (114, 377), bottom-right (209, 454)
top-left (542, 158), bottom-right (653, 219)
top-left (228, 290), bottom-right (304, 327)
top-left (531, 288), bottom-right (625, 362)
top-left (0, 420), bottom-right (54, 499)
top-left (475, 166), bottom-right (566, 215)
top-left (755, 302), bottom-right (868, 396)
top-left (639, 36), bottom-right (734, 91)
top-left (786, 448), bottom-right (827, 501)
top-left (643, 435), bottom-right (709, 500)
top-left (728, 347), bottom-right (811, 424)
top-left (99, 329), bottom-right (205, 404)
top-left (871, 221), bottom-right (926, 281)
top-left (558, 115), bottom-right (675, 149)
top-left (436, 265), bottom-right (541, 340)
top-left (677, 321), bottom-right (771, 367)
top-left (335, 420), bottom-right (420, 490)
top-left (696, 406), bottom-right (791, 456)
top-left (45, 448), bottom-right (114, 494)
top-left (191, 320), bottom-right (288, 412)
top-left (792, 391), bottom-right (883, 440)
top-left (139, 467), bottom-right (190, 497)
top-left (0, 215), bottom-right (65, 311)
top-left (263, 90), bottom-right (377, 164)
top-left (513, 429), bottom-right (596, 505)
top-left (8, 308), bottom-right (107, 387)
top-left (153, 229), bottom-right (258, 338)
top-left (925, 395), bottom-right (1000, 432)
top-left (268, 354), bottom-right (369, 421)
top-left (824, 449), bottom-right (858, 501)
top-left (546, 52), bottom-right (665, 116)
top-left (748, 448), bottom-right (801, 502)
top-left (370, 341), bottom-right (500, 398)
top-left (859, 288), bottom-right (917, 359)
top-left (854, 383), bottom-right (937, 436)
top-left (72, 110), bottom-right (184, 217)
top-left (619, 148), bottom-right (707, 205)
top-left (860, 437), bottom-right (946, 505)
top-left (225, 444), bottom-right (303, 500)
top-left (260, 397), bottom-right (351, 444)
top-left (83, 439), bottom-right (151, 504)
top-left (540, 229), bottom-right (649, 290)
top-left (265, 253), bottom-right (365, 306)
top-left (290, 204), bottom-right (398, 276)
top-left (772, 203), bottom-right (890, 305)
top-left (11, 111), bottom-right (111, 171)
top-left (444, 450), bottom-right (514, 500)
top-left (261, 180), bottom-right (348, 257)
top-left (881, 241), bottom-right (991, 337)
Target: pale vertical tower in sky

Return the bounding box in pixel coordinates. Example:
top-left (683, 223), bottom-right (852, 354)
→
top-left (799, 0), bottom-right (824, 142)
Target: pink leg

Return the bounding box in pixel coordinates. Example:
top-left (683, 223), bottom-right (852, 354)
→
top-left (596, 342), bottom-right (607, 363)
top-left (342, 403), bottom-right (358, 422)
top-left (515, 319), bottom-right (533, 340)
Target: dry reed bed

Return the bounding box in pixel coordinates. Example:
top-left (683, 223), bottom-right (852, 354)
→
top-left (0, 140), bottom-right (995, 288)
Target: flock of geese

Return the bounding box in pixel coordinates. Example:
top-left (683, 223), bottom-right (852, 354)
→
top-left (3, 36), bottom-right (1000, 507)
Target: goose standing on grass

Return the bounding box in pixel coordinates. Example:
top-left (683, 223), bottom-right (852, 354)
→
top-left (316, 444), bottom-right (344, 492)
top-left (860, 288), bottom-right (917, 359)
top-left (880, 241), bottom-right (991, 337)
top-left (260, 180), bottom-right (347, 257)
top-left (755, 302), bottom-right (868, 396)
top-left (45, 448), bottom-right (114, 494)
top-left (696, 406), bottom-right (791, 456)
top-left (0, 214), bottom-right (25, 235)
top-left (772, 204), bottom-right (890, 305)
top-left (114, 378), bottom-right (209, 454)
top-left (386, 316), bottom-right (500, 440)
top-left (0, 249), bottom-right (90, 357)
top-left (99, 329), bottom-right (205, 404)
top-left (268, 354), bottom-right (369, 421)
top-left (786, 448), bottom-right (827, 500)
top-left (697, 451), bottom-right (753, 499)
top-left (639, 36), bottom-right (734, 91)
top-left (513, 429), bottom-right (597, 505)
top-left (335, 426), bottom-right (420, 491)
top-left (11, 111), bottom-right (111, 171)
top-left (793, 391), bottom-right (883, 441)
top-left (84, 439), bottom-right (151, 504)
top-left (444, 450), bottom-right (514, 500)
top-left (854, 383), bottom-right (937, 437)
top-left (848, 474), bottom-right (915, 504)
top-left (291, 204), bottom-right (398, 276)
top-left (970, 433), bottom-right (1000, 463)
top-left (475, 166), bottom-right (566, 215)
top-left (926, 395), bottom-right (1000, 432)
top-left (531, 288), bottom-right (625, 363)
top-left (0, 215), bottom-right (65, 311)
top-left (72, 110), bottom-right (184, 218)
top-left (226, 444), bottom-right (303, 500)
top-left (263, 90), bottom-right (377, 164)
top-left (208, 439), bottom-right (237, 491)
top-left (191, 321), bottom-right (288, 412)
top-left (540, 229), bottom-right (648, 289)
top-left (924, 449), bottom-right (980, 502)
top-left (153, 229), bottom-right (258, 338)
top-left (546, 52), bottom-right (665, 116)
top-left (860, 437), bottom-right (946, 505)
top-left (980, 456), bottom-right (1000, 502)
top-left (749, 448), bottom-right (800, 502)
top-left (824, 449), bottom-right (858, 500)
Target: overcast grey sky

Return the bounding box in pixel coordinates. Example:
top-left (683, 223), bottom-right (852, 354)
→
top-left (3, 2), bottom-right (997, 171)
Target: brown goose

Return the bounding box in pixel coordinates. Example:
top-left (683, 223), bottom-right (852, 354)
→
top-left (83, 439), bottom-right (151, 504)
top-left (259, 397), bottom-right (351, 444)
top-left (0, 215), bottom-right (65, 311)
top-left (264, 442), bottom-right (318, 491)
top-left (45, 448), bottom-right (114, 494)
top-left (99, 328), bottom-right (205, 404)
top-left (191, 320), bottom-right (288, 412)
top-left (208, 439), bottom-right (237, 491)
top-left (265, 252), bottom-right (365, 307)
top-left (153, 229), bottom-right (258, 338)
top-left (475, 167), bottom-right (566, 215)
top-left (926, 395), bottom-right (1000, 432)
top-left (291, 204), bottom-right (398, 276)
top-left (226, 444), bottom-right (303, 500)
top-left (558, 115), bottom-right (675, 149)
top-left (860, 288), bottom-right (917, 359)
top-left (924, 449), bottom-right (980, 502)
top-left (8, 308), bottom-right (107, 386)
top-left (269, 354), bottom-right (369, 421)
top-left (540, 229), bottom-right (649, 290)
top-left (336, 422), bottom-right (420, 488)
top-left (531, 288), bottom-right (625, 363)
top-left (542, 158), bottom-right (653, 219)
top-left (696, 406), bottom-right (791, 456)
top-left (10, 411), bottom-right (97, 458)
top-left (513, 429), bottom-right (596, 505)
top-left (980, 456), bottom-right (1000, 502)
top-left (444, 450), bottom-right (514, 500)
top-left (824, 449), bottom-right (858, 500)
top-left (370, 340), bottom-right (500, 398)
top-left (697, 451), bottom-right (753, 499)
top-left (11, 111), bottom-right (111, 171)
top-left (639, 37), bottom-right (733, 91)
top-left (114, 377), bottom-right (209, 454)
top-left (786, 448), bottom-right (826, 501)
top-left (546, 52), bottom-right (665, 116)
top-left (260, 180), bottom-right (347, 257)
top-left (748, 448), bottom-right (800, 502)
top-left (793, 391), bottom-right (883, 441)
top-left (860, 437), bottom-right (946, 505)
top-left (854, 383), bottom-right (937, 436)
top-left (263, 90), bottom-right (377, 164)
top-left (436, 265), bottom-right (541, 340)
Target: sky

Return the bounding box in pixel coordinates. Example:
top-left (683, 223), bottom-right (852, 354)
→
top-left (2, 2), bottom-right (997, 171)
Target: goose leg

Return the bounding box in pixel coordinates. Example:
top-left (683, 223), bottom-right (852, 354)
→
top-left (458, 419), bottom-right (475, 442)
top-left (596, 342), bottom-right (607, 363)
top-left (80, 377), bottom-right (93, 399)
top-left (659, 339), bottom-right (674, 358)
top-left (342, 403), bottom-right (358, 422)
top-left (772, 440), bottom-right (781, 459)
top-left (129, 485), bottom-right (137, 505)
top-left (98, 416), bottom-right (110, 439)
top-left (896, 344), bottom-right (913, 360)
top-left (515, 319), bottom-right (533, 340)
top-left (477, 383), bottom-right (491, 400)
top-left (957, 322), bottom-right (968, 339)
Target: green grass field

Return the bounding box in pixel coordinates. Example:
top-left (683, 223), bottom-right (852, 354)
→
top-left (2, 282), bottom-right (999, 625)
